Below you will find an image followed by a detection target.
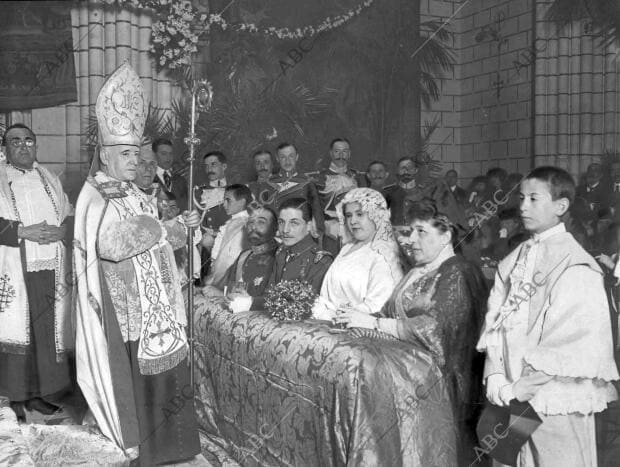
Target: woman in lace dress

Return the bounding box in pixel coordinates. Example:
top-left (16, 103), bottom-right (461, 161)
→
top-left (335, 200), bottom-right (489, 465)
top-left (313, 188), bottom-right (403, 319)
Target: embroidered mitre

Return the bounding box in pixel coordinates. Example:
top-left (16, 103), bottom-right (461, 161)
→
top-left (95, 61), bottom-right (147, 146)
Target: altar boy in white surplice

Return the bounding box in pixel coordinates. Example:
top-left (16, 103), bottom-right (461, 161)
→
top-left (477, 166), bottom-right (619, 467)
top-left (204, 184), bottom-right (251, 288)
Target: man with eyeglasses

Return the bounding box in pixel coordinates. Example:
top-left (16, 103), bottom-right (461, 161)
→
top-left (308, 138), bottom-right (366, 250)
top-left (0, 123), bottom-right (75, 422)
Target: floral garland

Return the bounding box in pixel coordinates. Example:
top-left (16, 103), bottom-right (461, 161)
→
top-left (206, 0), bottom-right (375, 39)
top-left (265, 280), bottom-right (317, 321)
top-left (119, 0), bottom-right (375, 69)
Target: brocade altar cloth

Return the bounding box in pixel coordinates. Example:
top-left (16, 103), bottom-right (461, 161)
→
top-left (193, 296), bottom-right (457, 466)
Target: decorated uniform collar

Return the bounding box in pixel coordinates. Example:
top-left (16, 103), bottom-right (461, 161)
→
top-left (250, 239), bottom-right (278, 255)
top-left (284, 234), bottom-right (315, 256)
top-left (399, 180), bottom-right (417, 190)
top-left (328, 162), bottom-right (352, 176)
top-left (278, 170), bottom-right (298, 179)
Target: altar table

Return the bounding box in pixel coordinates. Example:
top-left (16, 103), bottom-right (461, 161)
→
top-left (193, 296), bottom-right (457, 466)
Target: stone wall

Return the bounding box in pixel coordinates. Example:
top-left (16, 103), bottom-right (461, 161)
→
top-left (422, 0), bottom-right (619, 183)
top-left (2, 0), bottom-right (619, 190)
top-left (420, 0), bottom-right (535, 184)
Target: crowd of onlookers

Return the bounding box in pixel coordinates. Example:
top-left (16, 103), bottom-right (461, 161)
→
top-left (440, 161), bottom-right (620, 280)
top-left (142, 135), bottom-right (620, 287)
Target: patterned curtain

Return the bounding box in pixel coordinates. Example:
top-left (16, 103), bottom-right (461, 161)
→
top-left (534, 0), bottom-right (620, 176)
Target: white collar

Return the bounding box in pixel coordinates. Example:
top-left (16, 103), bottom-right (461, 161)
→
top-left (231, 210), bottom-right (248, 220)
top-left (414, 245), bottom-right (455, 273)
top-left (328, 162), bottom-right (348, 175)
top-left (7, 161), bottom-right (38, 174)
top-left (531, 222), bottom-right (565, 243)
top-left (210, 177), bottom-right (227, 188)
top-left (399, 180), bottom-right (416, 190)
top-left (156, 166), bottom-right (170, 177)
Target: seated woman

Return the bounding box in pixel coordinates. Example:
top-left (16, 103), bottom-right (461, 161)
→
top-left (313, 188), bottom-right (403, 319)
top-left (335, 200), bottom-right (488, 465)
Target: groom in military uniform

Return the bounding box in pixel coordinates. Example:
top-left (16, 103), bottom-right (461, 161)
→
top-left (269, 197), bottom-right (332, 294)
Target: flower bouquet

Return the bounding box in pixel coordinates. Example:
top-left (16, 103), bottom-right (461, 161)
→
top-left (265, 280), bottom-right (317, 321)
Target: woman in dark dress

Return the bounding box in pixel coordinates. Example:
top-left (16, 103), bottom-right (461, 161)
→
top-left (336, 200), bottom-right (489, 465)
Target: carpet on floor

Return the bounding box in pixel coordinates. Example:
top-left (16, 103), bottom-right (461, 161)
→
top-left (0, 397), bottom-right (238, 466)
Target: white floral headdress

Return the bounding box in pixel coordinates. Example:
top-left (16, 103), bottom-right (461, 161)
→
top-left (336, 188), bottom-right (394, 244)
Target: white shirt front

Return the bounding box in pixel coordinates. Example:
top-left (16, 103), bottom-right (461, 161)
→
top-left (209, 178), bottom-right (227, 188)
top-left (156, 166), bottom-right (171, 189)
top-left (212, 210), bottom-right (247, 259)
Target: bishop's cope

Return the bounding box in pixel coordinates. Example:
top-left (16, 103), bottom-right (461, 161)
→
top-left (73, 62), bottom-right (202, 465)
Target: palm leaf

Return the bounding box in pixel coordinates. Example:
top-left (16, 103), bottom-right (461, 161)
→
top-left (546, 0), bottom-right (620, 48)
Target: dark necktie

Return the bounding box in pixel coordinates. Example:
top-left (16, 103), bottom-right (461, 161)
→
top-left (164, 171), bottom-right (171, 190)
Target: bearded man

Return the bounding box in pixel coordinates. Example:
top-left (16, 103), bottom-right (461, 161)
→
top-left (221, 205), bottom-right (279, 303)
top-left (384, 157), bottom-right (465, 228)
top-left (73, 63), bottom-right (202, 465)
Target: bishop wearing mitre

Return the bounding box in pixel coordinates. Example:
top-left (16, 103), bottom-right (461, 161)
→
top-left (73, 62), bottom-right (202, 465)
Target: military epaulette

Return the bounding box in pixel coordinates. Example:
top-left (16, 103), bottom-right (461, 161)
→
top-left (313, 249), bottom-right (332, 263)
top-left (305, 170), bottom-right (323, 181)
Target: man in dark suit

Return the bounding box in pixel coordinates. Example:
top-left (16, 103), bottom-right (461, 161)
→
top-left (445, 169), bottom-right (468, 208)
top-left (196, 150), bottom-right (230, 282)
top-left (384, 157), bottom-right (465, 228)
top-left (607, 161), bottom-right (620, 217)
top-left (153, 138), bottom-right (188, 211)
top-left (576, 163), bottom-right (607, 210)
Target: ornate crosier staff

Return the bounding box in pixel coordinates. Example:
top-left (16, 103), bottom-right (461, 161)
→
top-left (184, 78), bottom-right (213, 389)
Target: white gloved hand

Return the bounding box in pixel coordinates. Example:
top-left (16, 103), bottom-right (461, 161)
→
top-left (486, 374), bottom-right (511, 406)
top-left (498, 383), bottom-right (515, 405)
top-left (312, 296), bottom-right (335, 320)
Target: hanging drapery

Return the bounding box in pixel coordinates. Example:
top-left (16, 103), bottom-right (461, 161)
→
top-left (0, 1), bottom-right (77, 111)
top-left (534, 0), bottom-right (620, 175)
top-left (1, 1), bottom-right (180, 200)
